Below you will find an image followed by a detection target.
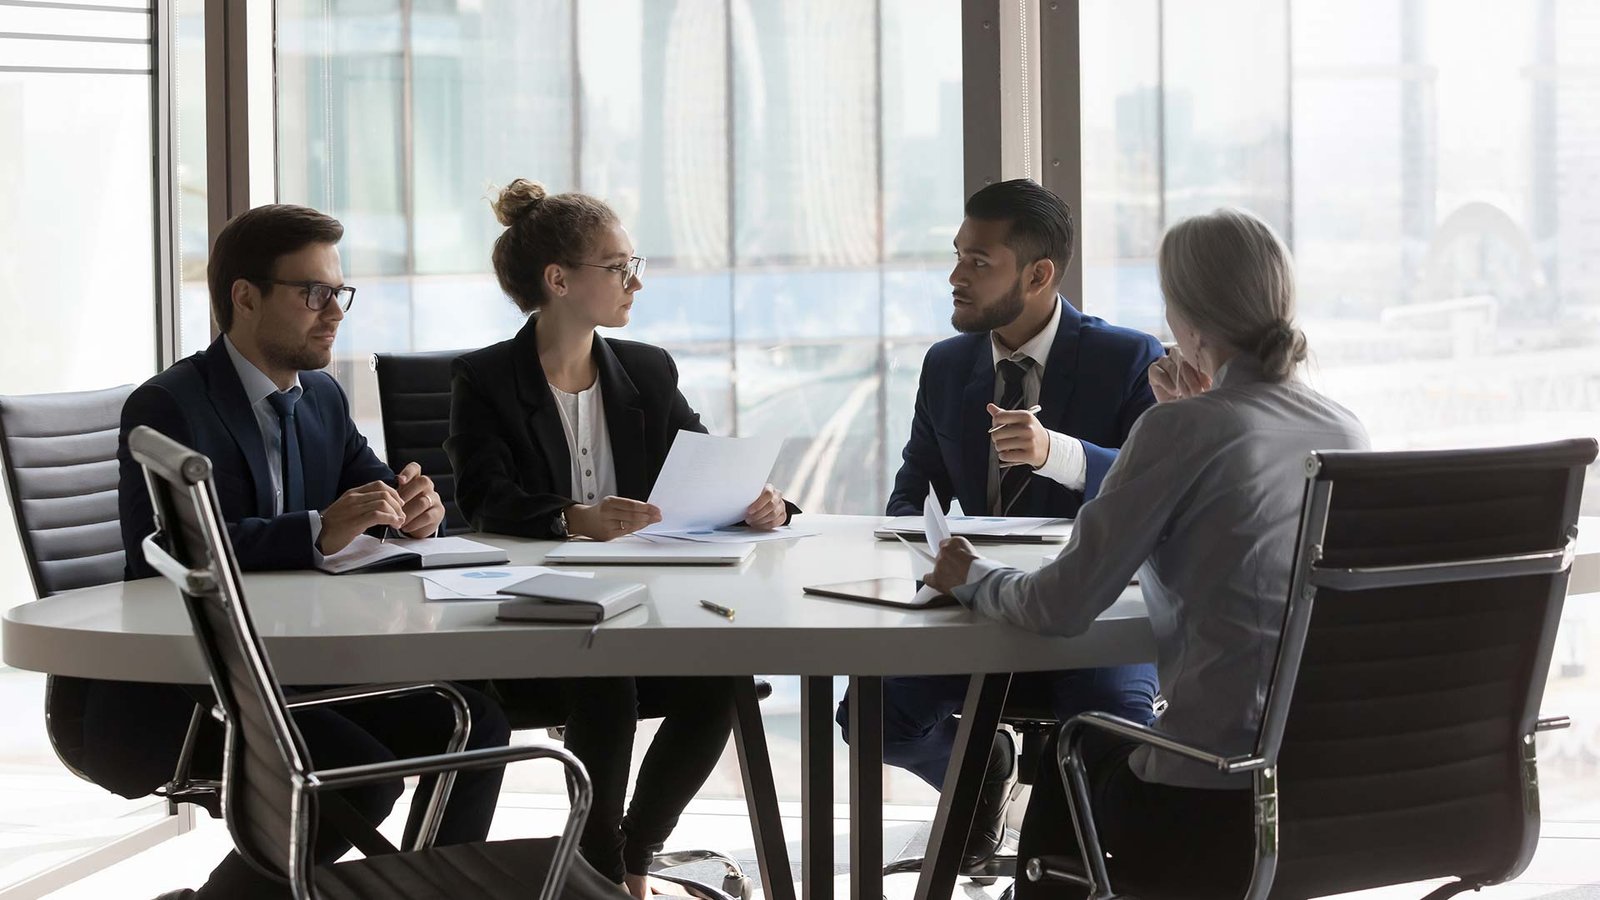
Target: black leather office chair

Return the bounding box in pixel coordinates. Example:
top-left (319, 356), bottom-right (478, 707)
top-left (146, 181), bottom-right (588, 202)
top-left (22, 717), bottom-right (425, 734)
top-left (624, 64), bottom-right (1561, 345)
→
top-left (129, 424), bottom-right (617, 900)
top-left (371, 350), bottom-right (762, 899)
top-left (0, 385), bottom-right (221, 814)
top-left (1028, 439), bottom-right (1595, 899)
top-left (371, 350), bottom-right (469, 533)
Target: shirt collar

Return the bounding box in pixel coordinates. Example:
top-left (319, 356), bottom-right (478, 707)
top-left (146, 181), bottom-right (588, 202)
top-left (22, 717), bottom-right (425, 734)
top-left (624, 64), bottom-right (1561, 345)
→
top-left (222, 334), bottom-right (302, 405)
top-left (990, 295), bottom-right (1063, 370)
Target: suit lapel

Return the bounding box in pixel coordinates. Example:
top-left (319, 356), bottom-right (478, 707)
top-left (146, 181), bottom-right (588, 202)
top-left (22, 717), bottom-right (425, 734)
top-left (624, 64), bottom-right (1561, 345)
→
top-left (201, 337), bottom-right (276, 515)
top-left (594, 339), bottom-right (649, 500)
top-left (1037, 298), bottom-right (1083, 436)
top-left (960, 338), bottom-right (995, 516)
top-left (512, 316), bottom-right (573, 495)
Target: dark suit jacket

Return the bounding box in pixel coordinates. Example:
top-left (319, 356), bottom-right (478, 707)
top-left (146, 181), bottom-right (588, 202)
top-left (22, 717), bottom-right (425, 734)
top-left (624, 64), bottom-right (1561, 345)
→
top-left (447, 315), bottom-right (796, 537)
top-left (88, 335), bottom-right (394, 799)
top-left (118, 336), bottom-right (394, 578)
top-left (887, 299), bottom-right (1163, 518)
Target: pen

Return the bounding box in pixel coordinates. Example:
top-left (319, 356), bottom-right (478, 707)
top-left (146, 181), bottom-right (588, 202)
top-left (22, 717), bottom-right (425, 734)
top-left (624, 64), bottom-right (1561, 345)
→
top-left (988, 405), bottom-right (1042, 433)
top-left (699, 599), bottom-right (736, 621)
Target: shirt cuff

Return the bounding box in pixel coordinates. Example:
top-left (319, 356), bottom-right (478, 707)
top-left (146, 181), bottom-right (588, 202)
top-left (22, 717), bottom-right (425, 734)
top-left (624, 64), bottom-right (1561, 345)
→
top-left (950, 557), bottom-right (1010, 607)
top-left (308, 511), bottom-right (325, 565)
top-left (1036, 430), bottom-right (1088, 491)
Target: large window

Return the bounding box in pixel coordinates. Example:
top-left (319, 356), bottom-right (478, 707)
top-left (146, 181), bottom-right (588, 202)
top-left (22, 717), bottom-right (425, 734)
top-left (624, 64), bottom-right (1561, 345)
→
top-left (1079, 0), bottom-right (1600, 819)
top-left (266, 0), bottom-right (964, 523)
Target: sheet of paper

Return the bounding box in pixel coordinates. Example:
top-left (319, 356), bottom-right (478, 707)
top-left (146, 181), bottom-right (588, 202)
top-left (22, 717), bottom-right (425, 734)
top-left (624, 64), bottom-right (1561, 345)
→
top-left (643, 431), bottom-right (785, 532)
top-left (410, 566), bottom-right (593, 601)
top-left (923, 492), bottom-right (952, 549)
top-left (639, 525), bottom-right (817, 544)
top-left (895, 532), bottom-right (936, 581)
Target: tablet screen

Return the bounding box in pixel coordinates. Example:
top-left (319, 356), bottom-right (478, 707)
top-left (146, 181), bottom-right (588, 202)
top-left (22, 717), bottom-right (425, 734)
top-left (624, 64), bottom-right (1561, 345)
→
top-left (802, 577), bottom-right (956, 609)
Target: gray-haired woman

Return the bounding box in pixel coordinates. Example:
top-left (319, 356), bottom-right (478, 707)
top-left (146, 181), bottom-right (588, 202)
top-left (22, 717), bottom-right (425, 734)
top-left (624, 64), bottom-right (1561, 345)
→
top-left (924, 207), bottom-right (1370, 896)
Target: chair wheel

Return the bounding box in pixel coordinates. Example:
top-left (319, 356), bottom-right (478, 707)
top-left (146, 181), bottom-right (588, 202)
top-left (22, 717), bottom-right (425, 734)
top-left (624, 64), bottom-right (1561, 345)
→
top-left (724, 874), bottom-right (753, 900)
top-left (970, 876), bottom-right (998, 886)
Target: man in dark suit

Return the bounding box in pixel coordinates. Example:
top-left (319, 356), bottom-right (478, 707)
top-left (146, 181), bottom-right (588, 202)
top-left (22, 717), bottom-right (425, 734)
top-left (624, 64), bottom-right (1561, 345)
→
top-left (837, 179), bottom-right (1163, 866)
top-left (106, 204), bottom-right (510, 899)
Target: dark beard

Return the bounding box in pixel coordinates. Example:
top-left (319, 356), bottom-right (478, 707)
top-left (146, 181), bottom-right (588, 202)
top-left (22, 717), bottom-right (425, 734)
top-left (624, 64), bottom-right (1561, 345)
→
top-left (260, 333), bottom-right (331, 373)
top-left (951, 278), bottom-right (1025, 334)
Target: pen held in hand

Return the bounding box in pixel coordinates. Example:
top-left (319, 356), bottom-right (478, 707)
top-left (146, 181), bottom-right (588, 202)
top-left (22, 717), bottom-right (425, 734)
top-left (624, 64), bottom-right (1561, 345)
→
top-left (699, 599), bottom-right (736, 621)
top-left (988, 405), bottom-right (1043, 433)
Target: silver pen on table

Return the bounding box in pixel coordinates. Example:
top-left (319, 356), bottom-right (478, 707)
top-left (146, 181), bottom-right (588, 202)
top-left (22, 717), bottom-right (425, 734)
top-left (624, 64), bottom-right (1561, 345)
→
top-left (699, 600), bottom-right (736, 621)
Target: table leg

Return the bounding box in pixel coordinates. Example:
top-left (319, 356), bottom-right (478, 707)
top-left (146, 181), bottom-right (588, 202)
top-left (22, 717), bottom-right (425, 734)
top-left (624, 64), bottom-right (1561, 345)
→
top-left (847, 675), bottom-right (883, 900)
top-left (913, 673), bottom-right (1012, 900)
top-left (802, 676), bottom-right (834, 900)
top-left (735, 676), bottom-right (796, 900)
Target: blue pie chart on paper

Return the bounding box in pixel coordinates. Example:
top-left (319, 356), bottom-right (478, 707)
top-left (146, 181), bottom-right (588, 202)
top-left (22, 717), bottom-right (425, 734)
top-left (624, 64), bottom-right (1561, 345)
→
top-left (463, 571), bottom-right (513, 579)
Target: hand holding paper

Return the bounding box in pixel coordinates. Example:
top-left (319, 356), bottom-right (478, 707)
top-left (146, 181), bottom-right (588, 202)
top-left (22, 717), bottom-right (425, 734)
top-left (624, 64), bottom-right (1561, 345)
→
top-left (644, 432), bottom-right (784, 532)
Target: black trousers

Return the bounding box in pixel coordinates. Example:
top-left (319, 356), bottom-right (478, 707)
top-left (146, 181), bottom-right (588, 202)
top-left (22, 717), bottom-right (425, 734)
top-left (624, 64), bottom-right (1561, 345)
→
top-left (1015, 731), bottom-right (1254, 900)
top-left (194, 683), bottom-right (511, 899)
top-left (488, 676), bottom-right (739, 883)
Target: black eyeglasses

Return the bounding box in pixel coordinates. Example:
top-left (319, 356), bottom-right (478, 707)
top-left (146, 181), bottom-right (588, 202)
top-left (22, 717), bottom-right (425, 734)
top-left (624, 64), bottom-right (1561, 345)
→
top-left (575, 256), bottom-right (647, 286)
top-left (252, 278), bottom-right (358, 312)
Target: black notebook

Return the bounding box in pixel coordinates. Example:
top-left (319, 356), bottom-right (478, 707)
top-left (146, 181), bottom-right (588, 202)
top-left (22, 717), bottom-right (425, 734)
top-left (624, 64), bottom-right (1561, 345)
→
top-left (316, 535), bottom-right (509, 575)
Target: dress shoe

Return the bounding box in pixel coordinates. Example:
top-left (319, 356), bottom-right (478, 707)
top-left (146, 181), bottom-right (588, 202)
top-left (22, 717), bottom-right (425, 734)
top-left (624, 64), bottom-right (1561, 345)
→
top-left (962, 728), bottom-right (1019, 868)
top-left (151, 890), bottom-right (196, 900)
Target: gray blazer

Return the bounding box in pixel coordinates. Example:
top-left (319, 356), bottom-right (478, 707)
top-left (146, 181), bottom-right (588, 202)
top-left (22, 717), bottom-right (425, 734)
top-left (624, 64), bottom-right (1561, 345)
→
top-left (955, 356), bottom-right (1369, 788)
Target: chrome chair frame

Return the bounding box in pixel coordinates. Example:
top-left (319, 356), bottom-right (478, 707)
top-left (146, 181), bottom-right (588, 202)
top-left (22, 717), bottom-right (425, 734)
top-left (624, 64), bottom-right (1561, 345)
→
top-left (132, 425), bottom-right (593, 900)
top-left (1029, 445), bottom-right (1587, 900)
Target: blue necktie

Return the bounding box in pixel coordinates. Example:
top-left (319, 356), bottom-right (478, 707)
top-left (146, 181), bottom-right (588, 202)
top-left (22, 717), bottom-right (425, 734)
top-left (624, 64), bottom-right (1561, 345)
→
top-left (266, 389), bottom-right (305, 513)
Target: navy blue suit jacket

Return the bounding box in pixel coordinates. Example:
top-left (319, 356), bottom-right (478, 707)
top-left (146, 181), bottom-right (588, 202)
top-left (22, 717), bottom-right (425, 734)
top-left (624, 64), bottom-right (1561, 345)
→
top-left (117, 336), bottom-right (393, 579)
top-left (84, 337), bottom-right (392, 800)
top-left (887, 300), bottom-right (1162, 518)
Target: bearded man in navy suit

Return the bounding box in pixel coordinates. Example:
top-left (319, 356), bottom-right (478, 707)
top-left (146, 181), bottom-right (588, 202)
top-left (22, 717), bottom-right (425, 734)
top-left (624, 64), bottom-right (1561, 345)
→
top-left (838, 179), bottom-right (1163, 867)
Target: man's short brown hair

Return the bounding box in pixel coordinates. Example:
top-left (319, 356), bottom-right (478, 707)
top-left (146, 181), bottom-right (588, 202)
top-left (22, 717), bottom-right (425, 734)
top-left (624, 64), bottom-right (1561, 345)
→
top-left (207, 204), bottom-right (344, 332)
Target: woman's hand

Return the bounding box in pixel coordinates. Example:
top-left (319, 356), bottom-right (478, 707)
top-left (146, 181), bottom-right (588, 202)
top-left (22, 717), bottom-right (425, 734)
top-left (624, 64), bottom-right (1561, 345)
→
top-left (923, 536), bottom-right (980, 594)
top-left (565, 496), bottom-right (662, 541)
top-left (1147, 348), bottom-right (1211, 403)
top-left (744, 483), bottom-right (787, 531)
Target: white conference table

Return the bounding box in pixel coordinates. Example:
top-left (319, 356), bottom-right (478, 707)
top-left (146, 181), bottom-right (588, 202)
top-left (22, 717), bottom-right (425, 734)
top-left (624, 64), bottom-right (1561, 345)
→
top-left (2, 514), bottom-right (1154, 900)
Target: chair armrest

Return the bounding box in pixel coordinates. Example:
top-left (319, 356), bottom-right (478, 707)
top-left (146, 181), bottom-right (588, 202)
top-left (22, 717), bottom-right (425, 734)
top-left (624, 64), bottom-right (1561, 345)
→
top-left (288, 681), bottom-right (471, 850)
top-left (306, 744), bottom-right (592, 900)
top-left (1063, 711), bottom-right (1267, 774)
top-left (1536, 716), bottom-right (1571, 733)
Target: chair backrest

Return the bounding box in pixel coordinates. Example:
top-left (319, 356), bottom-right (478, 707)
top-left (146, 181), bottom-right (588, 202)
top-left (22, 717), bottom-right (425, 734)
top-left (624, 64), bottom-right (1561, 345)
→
top-left (1260, 439), bottom-right (1595, 898)
top-left (129, 425), bottom-right (314, 888)
top-left (371, 350), bottom-right (467, 532)
top-left (0, 385), bottom-right (135, 597)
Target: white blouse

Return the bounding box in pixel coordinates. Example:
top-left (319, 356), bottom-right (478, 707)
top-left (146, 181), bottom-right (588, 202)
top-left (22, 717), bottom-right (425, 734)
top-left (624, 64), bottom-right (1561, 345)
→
top-left (549, 381), bottom-right (619, 505)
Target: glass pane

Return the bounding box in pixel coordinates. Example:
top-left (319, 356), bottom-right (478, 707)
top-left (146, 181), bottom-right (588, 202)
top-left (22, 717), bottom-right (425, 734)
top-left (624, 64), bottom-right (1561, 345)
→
top-left (175, 0), bottom-right (209, 355)
top-left (0, 6), bottom-right (149, 40)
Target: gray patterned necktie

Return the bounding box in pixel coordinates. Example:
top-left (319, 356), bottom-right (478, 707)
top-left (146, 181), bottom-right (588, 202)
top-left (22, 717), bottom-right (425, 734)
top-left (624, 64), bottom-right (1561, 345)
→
top-left (995, 357), bottom-right (1035, 515)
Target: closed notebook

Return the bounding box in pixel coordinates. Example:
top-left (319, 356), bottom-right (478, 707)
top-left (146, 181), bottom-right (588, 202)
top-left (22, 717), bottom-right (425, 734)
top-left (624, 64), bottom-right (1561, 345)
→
top-left (495, 573), bottom-right (648, 624)
top-left (317, 535), bottom-right (510, 575)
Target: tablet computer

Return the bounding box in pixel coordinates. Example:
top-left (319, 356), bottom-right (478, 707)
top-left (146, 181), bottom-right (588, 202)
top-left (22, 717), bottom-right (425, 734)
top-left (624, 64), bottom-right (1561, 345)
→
top-left (802, 577), bottom-right (958, 609)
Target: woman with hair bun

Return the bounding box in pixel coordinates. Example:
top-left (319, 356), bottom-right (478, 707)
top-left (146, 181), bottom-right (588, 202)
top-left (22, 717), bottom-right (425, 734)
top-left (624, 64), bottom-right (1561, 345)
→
top-left (922, 207), bottom-right (1369, 896)
top-left (448, 179), bottom-right (797, 897)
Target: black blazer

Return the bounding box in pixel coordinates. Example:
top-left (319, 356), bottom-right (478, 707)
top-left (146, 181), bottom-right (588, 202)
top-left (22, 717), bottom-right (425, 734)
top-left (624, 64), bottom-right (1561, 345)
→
top-left (447, 315), bottom-right (795, 537)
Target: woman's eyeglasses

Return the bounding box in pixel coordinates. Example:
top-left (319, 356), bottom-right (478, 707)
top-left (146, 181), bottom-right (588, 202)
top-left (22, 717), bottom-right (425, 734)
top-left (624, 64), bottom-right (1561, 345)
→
top-left (575, 256), bottom-right (647, 286)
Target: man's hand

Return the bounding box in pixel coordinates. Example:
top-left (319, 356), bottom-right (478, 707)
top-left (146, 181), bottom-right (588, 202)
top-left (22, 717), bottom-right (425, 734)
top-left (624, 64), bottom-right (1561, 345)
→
top-left (566, 496), bottom-right (663, 541)
top-left (1147, 349), bottom-right (1211, 403)
top-left (743, 483), bottom-right (787, 531)
top-left (395, 461), bottom-right (445, 538)
top-left (986, 403), bottom-right (1050, 469)
top-left (924, 536), bottom-right (980, 595)
top-left (318, 481), bottom-right (405, 555)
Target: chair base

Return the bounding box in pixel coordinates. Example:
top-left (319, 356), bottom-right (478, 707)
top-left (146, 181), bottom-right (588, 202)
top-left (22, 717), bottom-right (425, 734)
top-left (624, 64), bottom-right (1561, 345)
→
top-left (650, 848), bottom-right (754, 900)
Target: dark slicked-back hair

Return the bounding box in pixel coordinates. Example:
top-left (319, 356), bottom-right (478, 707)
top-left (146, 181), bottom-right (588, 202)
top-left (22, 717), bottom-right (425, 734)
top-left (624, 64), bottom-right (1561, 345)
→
top-left (964, 179), bottom-right (1075, 287)
top-left (208, 204), bottom-right (344, 333)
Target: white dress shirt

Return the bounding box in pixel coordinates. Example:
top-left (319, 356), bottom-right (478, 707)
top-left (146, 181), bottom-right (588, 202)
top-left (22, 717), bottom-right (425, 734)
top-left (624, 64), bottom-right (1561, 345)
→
top-left (221, 336), bottom-right (324, 552)
top-left (985, 296), bottom-right (1088, 514)
top-left (550, 381), bottom-right (619, 504)
top-left (955, 357), bottom-right (1369, 789)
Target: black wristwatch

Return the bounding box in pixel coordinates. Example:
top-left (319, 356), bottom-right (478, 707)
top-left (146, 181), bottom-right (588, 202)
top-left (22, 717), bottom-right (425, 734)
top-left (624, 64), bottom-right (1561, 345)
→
top-left (553, 508), bottom-right (570, 538)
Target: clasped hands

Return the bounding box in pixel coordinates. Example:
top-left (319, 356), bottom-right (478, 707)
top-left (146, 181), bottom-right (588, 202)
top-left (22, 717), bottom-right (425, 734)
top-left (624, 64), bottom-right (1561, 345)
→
top-left (317, 462), bottom-right (444, 554)
top-left (564, 483), bottom-right (788, 542)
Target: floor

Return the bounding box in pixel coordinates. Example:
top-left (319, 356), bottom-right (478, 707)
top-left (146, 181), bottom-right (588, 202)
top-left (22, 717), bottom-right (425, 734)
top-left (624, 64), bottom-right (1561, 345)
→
top-left (6, 772), bottom-right (1600, 900)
